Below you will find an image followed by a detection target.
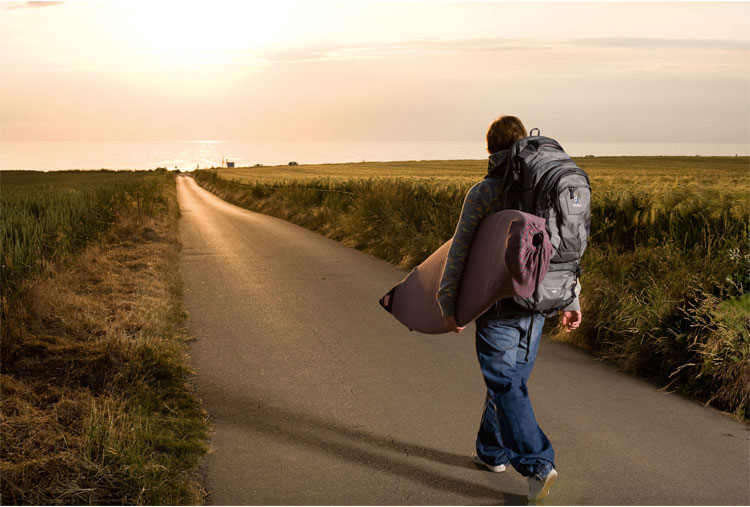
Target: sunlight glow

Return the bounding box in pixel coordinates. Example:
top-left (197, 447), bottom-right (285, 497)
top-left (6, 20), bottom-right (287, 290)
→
top-left (1, 1), bottom-right (748, 143)
top-left (129, 1), bottom-right (292, 64)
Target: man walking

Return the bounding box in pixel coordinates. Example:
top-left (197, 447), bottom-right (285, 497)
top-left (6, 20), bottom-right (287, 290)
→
top-left (438, 115), bottom-right (586, 502)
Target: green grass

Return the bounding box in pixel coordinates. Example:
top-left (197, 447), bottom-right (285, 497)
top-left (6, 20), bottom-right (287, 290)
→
top-left (1, 171), bottom-right (209, 504)
top-left (195, 156), bottom-right (750, 419)
top-left (0, 169), bottom-right (171, 300)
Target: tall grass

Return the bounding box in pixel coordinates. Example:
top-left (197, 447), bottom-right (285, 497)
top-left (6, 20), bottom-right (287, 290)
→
top-left (1, 171), bottom-right (209, 504)
top-left (0, 170), bottom-right (169, 299)
top-left (195, 157), bottom-right (750, 418)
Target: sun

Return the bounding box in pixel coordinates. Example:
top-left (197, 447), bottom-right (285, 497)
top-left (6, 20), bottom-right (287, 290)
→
top-left (129, 1), bottom-right (291, 63)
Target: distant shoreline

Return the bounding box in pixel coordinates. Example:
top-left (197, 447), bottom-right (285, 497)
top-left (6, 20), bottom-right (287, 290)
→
top-left (2, 154), bottom-right (750, 173)
top-left (2, 140), bottom-right (748, 171)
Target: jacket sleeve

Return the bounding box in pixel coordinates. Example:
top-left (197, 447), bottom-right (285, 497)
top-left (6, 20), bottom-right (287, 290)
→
top-left (436, 182), bottom-right (492, 317)
top-left (561, 280), bottom-right (582, 312)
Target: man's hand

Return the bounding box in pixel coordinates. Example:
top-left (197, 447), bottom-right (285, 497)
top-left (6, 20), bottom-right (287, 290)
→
top-left (561, 310), bottom-right (582, 332)
top-left (444, 315), bottom-right (466, 333)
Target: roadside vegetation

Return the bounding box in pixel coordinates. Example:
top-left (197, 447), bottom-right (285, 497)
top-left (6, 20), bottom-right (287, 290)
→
top-left (195, 157), bottom-right (750, 419)
top-left (1, 170), bottom-right (167, 298)
top-left (1, 170), bottom-right (209, 504)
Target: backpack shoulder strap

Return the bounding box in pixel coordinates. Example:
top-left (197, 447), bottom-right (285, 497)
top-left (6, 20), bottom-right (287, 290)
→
top-left (500, 139), bottom-right (524, 209)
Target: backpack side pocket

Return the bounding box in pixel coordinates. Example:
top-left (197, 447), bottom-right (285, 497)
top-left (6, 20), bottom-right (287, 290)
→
top-left (552, 173), bottom-right (590, 264)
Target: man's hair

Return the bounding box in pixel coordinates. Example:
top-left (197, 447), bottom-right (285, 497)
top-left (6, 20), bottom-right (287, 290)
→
top-left (486, 116), bottom-right (528, 154)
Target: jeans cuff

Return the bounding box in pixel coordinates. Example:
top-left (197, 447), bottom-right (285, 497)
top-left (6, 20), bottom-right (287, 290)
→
top-left (532, 462), bottom-right (555, 481)
top-left (477, 451), bottom-right (510, 467)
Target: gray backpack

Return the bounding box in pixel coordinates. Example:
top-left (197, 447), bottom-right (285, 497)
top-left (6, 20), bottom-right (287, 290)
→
top-left (498, 129), bottom-right (591, 314)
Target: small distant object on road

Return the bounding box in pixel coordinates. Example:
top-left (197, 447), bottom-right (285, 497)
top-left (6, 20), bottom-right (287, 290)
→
top-left (288, 161), bottom-right (298, 166)
top-left (254, 163), bottom-right (263, 167)
top-left (584, 154), bottom-right (595, 158)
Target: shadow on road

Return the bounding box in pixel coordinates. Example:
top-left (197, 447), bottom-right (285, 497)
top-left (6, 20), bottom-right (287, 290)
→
top-left (211, 387), bottom-right (529, 505)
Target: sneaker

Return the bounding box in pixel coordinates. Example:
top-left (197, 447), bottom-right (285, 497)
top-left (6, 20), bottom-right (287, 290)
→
top-left (471, 452), bottom-right (507, 473)
top-left (527, 468), bottom-right (558, 502)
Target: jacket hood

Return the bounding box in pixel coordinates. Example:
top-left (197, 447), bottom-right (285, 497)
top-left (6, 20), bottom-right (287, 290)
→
top-left (485, 149), bottom-right (510, 179)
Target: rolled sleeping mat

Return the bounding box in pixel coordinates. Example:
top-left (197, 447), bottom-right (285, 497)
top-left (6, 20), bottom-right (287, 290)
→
top-left (379, 209), bottom-right (553, 334)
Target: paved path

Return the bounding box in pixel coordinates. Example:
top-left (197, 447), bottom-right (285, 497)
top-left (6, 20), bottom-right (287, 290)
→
top-left (177, 175), bottom-right (749, 505)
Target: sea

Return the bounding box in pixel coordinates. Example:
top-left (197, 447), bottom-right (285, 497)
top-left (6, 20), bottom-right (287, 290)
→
top-left (1, 140), bottom-right (748, 172)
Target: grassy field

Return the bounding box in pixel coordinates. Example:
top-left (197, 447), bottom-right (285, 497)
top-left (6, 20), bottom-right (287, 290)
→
top-left (212, 156), bottom-right (750, 188)
top-left (214, 159), bottom-right (488, 183)
top-left (195, 156), bottom-right (750, 419)
top-left (1, 170), bottom-right (170, 300)
top-left (1, 171), bottom-right (209, 504)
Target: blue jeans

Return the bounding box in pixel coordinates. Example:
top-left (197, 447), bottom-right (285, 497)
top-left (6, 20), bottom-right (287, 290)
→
top-left (474, 311), bottom-right (555, 479)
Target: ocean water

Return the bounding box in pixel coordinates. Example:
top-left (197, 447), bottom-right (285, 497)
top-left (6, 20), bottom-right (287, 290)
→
top-left (1, 140), bottom-right (748, 171)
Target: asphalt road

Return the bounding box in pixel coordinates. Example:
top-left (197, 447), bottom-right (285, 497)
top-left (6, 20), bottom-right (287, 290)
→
top-left (177, 175), bottom-right (749, 505)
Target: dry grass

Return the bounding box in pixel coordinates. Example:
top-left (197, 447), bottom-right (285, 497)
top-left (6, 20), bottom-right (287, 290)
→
top-left (215, 159), bottom-right (486, 184)
top-left (0, 178), bottom-right (209, 504)
top-left (212, 156), bottom-right (749, 191)
top-left (0, 170), bottom-right (169, 297)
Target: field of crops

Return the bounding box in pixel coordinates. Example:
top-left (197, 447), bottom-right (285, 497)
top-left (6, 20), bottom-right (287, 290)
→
top-left (214, 156), bottom-right (749, 188)
top-left (0, 170), bottom-right (171, 299)
top-left (195, 156), bottom-right (750, 418)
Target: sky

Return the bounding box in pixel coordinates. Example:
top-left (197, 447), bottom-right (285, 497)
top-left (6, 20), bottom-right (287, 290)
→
top-left (1, 1), bottom-right (749, 144)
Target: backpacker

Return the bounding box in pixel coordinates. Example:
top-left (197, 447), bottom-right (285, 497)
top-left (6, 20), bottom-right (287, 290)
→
top-left (499, 129), bottom-right (591, 314)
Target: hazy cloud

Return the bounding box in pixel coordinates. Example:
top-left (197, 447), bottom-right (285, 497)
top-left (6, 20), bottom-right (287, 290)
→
top-left (250, 36), bottom-right (750, 64)
top-left (251, 38), bottom-right (549, 63)
top-left (251, 42), bottom-right (367, 63)
top-left (3, 1), bottom-right (64, 10)
top-left (570, 37), bottom-right (750, 51)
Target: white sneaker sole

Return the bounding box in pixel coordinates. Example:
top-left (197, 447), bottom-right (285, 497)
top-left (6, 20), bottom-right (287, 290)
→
top-left (471, 452), bottom-right (506, 473)
top-left (528, 469), bottom-right (558, 502)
